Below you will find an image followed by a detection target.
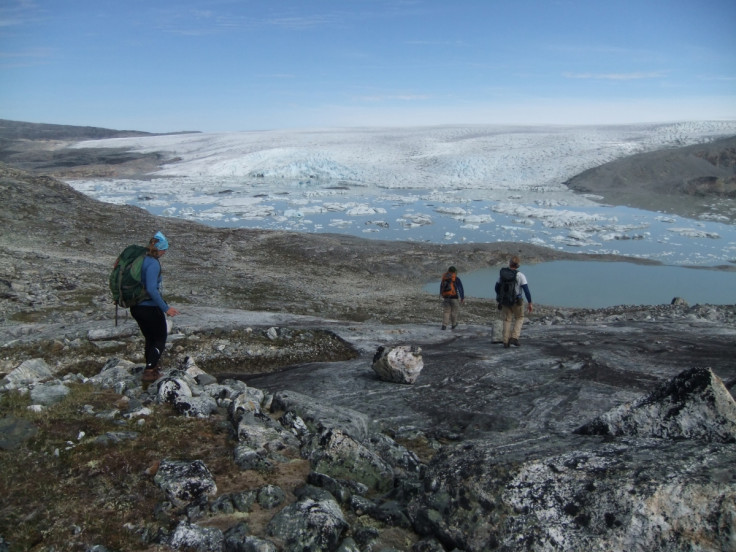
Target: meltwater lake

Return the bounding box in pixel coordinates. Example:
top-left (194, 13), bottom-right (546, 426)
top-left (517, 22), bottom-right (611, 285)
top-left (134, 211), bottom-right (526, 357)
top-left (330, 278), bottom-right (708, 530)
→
top-left (425, 261), bottom-right (736, 308)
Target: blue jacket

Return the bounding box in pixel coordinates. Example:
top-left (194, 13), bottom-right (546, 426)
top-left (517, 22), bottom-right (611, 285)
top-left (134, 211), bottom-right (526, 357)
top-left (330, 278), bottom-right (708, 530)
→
top-left (136, 255), bottom-right (169, 312)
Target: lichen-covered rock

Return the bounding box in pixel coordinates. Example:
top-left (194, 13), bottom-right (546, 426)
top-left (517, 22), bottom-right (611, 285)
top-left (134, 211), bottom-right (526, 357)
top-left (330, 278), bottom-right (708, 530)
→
top-left (174, 393), bottom-right (219, 418)
top-left (303, 428), bottom-right (395, 494)
top-left (576, 367), bottom-right (736, 442)
top-left (157, 376), bottom-right (193, 402)
top-left (233, 443), bottom-right (275, 471)
top-left (266, 497), bottom-right (348, 552)
top-left (224, 522), bottom-right (277, 552)
top-left (154, 459), bottom-right (217, 507)
top-left (257, 484), bottom-right (286, 509)
top-left (228, 387), bottom-right (267, 421)
top-left (87, 357), bottom-right (138, 392)
top-left (372, 345), bottom-right (423, 384)
top-left (407, 437), bottom-right (736, 552)
top-left (271, 389), bottom-right (377, 442)
top-left (168, 520), bottom-right (223, 551)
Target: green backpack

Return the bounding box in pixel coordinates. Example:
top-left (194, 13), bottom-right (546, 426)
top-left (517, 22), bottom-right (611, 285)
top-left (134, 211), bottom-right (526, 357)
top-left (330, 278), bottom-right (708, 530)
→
top-left (109, 245), bottom-right (151, 307)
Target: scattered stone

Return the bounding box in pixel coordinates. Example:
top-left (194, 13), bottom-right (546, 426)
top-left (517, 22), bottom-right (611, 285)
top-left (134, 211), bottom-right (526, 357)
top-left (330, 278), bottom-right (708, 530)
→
top-left (87, 325), bottom-right (138, 341)
top-left (257, 485), bottom-right (286, 509)
top-left (1, 358), bottom-right (53, 388)
top-left (0, 416), bottom-right (38, 450)
top-left (29, 382), bottom-right (70, 406)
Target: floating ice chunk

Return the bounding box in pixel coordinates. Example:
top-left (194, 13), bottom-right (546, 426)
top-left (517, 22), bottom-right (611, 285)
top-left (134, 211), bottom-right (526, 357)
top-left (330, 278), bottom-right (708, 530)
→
top-left (329, 219), bottom-right (353, 228)
top-left (322, 203), bottom-right (348, 212)
top-left (434, 206), bottom-right (468, 216)
top-left (284, 209), bottom-right (304, 218)
top-left (346, 205), bottom-right (387, 216)
top-left (365, 220), bottom-right (389, 229)
top-left (461, 214), bottom-right (494, 224)
top-left (398, 213), bottom-right (433, 227)
top-left (599, 232), bottom-right (645, 241)
top-left (198, 211), bottom-right (226, 220)
top-left (667, 228), bottom-right (720, 239)
top-left (292, 204), bottom-right (327, 215)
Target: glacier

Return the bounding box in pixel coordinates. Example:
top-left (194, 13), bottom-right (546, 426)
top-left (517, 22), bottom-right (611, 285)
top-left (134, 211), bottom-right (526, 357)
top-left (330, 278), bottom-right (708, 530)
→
top-left (67, 121), bottom-right (736, 266)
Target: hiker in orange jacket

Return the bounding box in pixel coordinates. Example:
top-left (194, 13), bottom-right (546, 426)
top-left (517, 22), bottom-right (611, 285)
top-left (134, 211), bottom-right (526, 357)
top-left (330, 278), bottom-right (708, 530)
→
top-left (439, 266), bottom-right (465, 330)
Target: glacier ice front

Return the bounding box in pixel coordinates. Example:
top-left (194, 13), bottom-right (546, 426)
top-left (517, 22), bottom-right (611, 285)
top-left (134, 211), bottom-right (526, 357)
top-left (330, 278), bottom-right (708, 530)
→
top-left (67, 122), bottom-right (736, 266)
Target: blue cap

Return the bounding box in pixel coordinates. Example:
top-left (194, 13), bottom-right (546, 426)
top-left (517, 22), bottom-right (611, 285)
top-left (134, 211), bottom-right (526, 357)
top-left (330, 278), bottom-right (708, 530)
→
top-left (153, 231), bottom-right (169, 251)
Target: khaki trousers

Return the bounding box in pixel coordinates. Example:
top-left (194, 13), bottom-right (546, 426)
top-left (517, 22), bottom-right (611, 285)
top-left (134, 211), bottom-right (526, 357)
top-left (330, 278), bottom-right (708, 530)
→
top-left (501, 301), bottom-right (525, 342)
top-left (443, 298), bottom-right (460, 326)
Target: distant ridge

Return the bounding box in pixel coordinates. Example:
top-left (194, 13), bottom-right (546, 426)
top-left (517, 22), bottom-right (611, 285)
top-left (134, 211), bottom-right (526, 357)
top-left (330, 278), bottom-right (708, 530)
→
top-left (0, 119), bottom-right (199, 177)
top-left (0, 119), bottom-right (199, 141)
top-left (565, 134), bottom-right (736, 218)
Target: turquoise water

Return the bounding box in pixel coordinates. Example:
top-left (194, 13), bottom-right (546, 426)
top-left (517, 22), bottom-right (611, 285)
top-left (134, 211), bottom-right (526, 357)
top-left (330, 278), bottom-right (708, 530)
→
top-left (425, 261), bottom-right (736, 308)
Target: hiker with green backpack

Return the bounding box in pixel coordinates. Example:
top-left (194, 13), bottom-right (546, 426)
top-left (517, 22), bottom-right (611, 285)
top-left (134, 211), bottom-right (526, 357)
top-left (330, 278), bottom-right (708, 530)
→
top-left (110, 231), bottom-right (180, 383)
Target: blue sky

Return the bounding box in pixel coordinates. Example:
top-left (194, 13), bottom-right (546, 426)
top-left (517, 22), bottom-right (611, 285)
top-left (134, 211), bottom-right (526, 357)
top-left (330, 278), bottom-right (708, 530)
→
top-left (1, 0), bottom-right (735, 132)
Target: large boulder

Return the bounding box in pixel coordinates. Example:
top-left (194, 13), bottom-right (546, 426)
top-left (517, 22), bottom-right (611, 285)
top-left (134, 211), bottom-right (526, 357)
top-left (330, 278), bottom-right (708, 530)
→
top-left (371, 345), bottom-right (423, 384)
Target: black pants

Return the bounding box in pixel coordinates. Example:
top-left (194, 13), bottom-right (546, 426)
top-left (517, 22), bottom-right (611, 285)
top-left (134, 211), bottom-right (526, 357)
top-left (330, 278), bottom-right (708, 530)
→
top-left (130, 305), bottom-right (167, 369)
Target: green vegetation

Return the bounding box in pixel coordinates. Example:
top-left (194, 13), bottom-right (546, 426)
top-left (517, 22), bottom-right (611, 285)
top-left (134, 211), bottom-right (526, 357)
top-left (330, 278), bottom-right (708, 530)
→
top-left (0, 385), bottom-right (237, 551)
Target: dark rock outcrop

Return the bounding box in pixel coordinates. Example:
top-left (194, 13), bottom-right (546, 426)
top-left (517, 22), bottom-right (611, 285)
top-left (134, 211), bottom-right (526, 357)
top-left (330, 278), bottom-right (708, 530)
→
top-left (576, 366), bottom-right (736, 442)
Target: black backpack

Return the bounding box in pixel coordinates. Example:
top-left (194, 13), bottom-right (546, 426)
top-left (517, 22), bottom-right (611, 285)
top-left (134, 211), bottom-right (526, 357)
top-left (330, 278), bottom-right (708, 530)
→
top-left (496, 267), bottom-right (518, 306)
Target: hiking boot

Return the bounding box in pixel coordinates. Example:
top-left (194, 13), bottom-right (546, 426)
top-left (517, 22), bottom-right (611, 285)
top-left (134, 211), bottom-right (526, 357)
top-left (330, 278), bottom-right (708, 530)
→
top-left (510, 338), bottom-right (520, 347)
top-left (141, 367), bottom-right (162, 382)
top-left (451, 324), bottom-right (458, 330)
top-left (503, 341), bottom-right (510, 348)
top-left (441, 325), bottom-right (447, 330)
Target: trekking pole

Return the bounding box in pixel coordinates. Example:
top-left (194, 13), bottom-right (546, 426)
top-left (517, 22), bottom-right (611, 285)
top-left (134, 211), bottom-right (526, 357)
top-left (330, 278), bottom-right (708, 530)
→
top-left (115, 303), bottom-right (118, 327)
